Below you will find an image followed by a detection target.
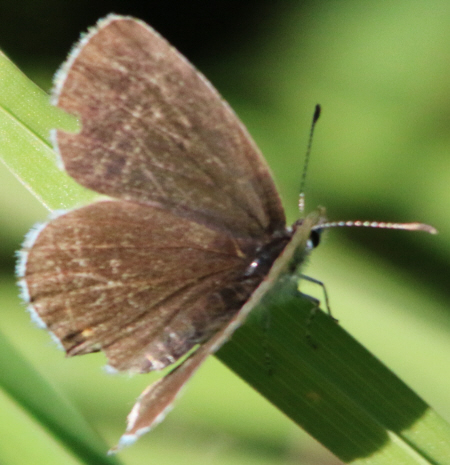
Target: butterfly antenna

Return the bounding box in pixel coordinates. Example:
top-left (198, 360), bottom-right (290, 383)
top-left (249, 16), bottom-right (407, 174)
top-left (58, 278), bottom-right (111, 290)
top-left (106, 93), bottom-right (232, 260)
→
top-left (299, 104), bottom-right (321, 214)
top-left (314, 219), bottom-right (437, 235)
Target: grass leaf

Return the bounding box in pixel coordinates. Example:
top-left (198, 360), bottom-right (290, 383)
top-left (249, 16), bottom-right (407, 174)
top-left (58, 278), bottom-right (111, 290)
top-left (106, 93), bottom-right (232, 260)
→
top-left (0, 50), bottom-right (99, 210)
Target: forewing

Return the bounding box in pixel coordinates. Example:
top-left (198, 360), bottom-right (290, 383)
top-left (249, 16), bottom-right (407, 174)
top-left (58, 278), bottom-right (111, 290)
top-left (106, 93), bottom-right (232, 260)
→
top-left (19, 200), bottom-right (261, 372)
top-left (53, 15), bottom-right (285, 238)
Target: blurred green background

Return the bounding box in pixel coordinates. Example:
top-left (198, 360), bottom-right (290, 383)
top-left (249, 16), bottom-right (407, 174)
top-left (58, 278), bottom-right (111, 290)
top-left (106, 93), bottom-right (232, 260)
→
top-left (0, 1), bottom-right (449, 464)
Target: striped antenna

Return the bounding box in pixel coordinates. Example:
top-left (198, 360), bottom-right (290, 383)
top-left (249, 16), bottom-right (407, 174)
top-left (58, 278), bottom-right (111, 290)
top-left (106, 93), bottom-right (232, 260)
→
top-left (313, 219), bottom-right (437, 234)
top-left (299, 104), bottom-right (321, 214)
top-left (297, 105), bottom-right (437, 236)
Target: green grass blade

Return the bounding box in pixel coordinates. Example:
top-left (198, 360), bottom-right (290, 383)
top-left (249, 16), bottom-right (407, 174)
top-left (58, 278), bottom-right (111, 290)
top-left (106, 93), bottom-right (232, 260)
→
top-left (0, 50), bottom-right (99, 210)
top-left (0, 329), bottom-right (122, 465)
top-left (217, 277), bottom-right (450, 464)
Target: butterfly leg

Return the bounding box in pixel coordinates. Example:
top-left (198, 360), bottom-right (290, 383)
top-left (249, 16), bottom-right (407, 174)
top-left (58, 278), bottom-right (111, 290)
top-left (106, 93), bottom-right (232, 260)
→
top-left (298, 274), bottom-right (338, 347)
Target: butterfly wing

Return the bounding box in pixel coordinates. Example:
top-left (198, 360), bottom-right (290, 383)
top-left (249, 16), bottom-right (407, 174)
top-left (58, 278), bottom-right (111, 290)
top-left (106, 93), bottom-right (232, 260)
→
top-left (111, 324), bottom-right (233, 452)
top-left (108, 210), bottom-right (323, 452)
top-left (19, 200), bottom-right (264, 372)
top-left (53, 15), bottom-right (285, 239)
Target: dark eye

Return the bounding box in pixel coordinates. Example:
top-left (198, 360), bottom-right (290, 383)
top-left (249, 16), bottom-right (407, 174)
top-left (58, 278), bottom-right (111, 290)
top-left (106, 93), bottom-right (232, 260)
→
top-left (309, 229), bottom-right (322, 248)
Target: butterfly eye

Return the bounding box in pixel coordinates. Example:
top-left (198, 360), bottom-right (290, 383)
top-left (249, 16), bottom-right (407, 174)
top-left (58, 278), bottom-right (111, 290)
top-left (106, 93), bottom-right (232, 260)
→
top-left (307, 229), bottom-right (322, 249)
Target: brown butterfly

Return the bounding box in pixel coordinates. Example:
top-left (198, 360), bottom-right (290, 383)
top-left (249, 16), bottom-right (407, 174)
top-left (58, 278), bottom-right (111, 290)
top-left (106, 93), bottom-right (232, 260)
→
top-left (16, 14), bottom-right (436, 452)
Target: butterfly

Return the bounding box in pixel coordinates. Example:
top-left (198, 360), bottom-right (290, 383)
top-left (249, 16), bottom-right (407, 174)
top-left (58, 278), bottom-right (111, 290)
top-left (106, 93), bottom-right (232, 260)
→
top-left (16, 14), bottom-right (436, 452)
